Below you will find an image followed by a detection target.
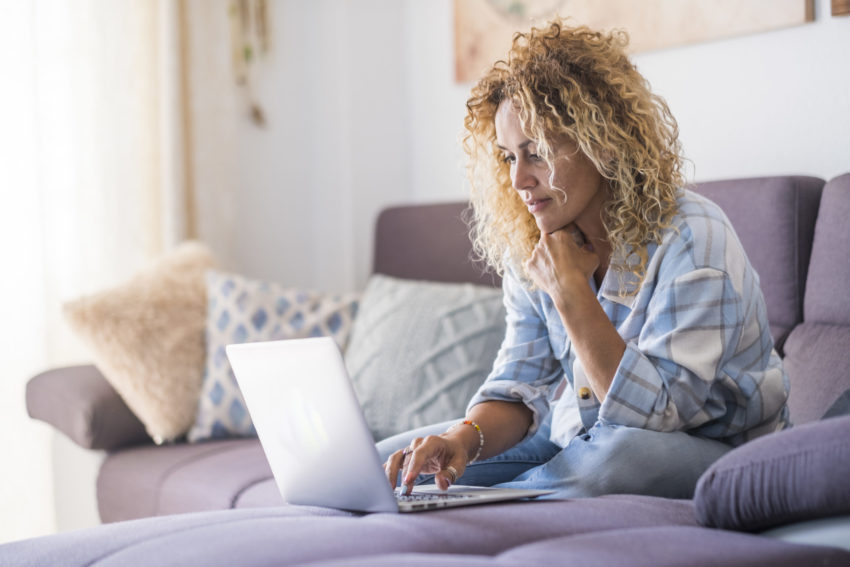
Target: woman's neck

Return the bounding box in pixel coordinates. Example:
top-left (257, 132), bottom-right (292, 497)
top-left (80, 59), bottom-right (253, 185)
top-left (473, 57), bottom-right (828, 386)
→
top-left (592, 241), bottom-right (611, 288)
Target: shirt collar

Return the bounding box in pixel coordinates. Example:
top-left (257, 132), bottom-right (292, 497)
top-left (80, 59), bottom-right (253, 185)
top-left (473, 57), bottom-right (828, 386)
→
top-left (597, 270), bottom-right (639, 309)
top-left (595, 243), bottom-right (657, 309)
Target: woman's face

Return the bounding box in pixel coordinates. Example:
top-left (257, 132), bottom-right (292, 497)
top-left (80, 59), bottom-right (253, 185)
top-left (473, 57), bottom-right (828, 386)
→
top-left (494, 100), bottom-right (606, 236)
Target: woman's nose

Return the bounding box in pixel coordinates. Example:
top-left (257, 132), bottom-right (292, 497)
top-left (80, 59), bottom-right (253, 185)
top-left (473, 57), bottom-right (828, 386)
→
top-left (512, 160), bottom-right (537, 191)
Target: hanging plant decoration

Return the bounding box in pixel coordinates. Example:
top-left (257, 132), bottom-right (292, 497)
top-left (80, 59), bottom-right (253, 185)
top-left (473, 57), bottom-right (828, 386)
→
top-left (230, 0), bottom-right (270, 127)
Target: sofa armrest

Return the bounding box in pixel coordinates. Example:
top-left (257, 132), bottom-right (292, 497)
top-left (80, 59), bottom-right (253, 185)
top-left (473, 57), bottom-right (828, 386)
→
top-left (26, 365), bottom-right (151, 451)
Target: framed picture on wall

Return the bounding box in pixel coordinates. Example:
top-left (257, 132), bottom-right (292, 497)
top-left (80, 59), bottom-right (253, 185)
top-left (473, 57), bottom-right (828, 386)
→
top-left (454, 0), bottom-right (815, 83)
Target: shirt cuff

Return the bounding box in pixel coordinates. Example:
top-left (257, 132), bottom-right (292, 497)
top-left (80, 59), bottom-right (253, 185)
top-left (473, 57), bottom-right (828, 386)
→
top-left (598, 341), bottom-right (679, 431)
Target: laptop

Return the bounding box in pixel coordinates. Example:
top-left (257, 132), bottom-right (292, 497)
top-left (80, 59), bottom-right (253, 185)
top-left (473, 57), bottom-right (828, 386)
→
top-left (226, 336), bottom-right (553, 513)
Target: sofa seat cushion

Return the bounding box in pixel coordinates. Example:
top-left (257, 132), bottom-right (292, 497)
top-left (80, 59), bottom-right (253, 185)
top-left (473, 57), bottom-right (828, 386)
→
top-left (494, 525), bottom-right (850, 567)
top-left (5, 497), bottom-right (848, 567)
top-left (97, 438), bottom-right (282, 523)
top-left (4, 495), bottom-right (696, 566)
top-left (335, 531), bottom-right (848, 567)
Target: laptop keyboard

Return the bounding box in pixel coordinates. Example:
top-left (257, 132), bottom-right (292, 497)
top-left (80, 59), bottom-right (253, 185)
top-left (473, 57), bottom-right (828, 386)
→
top-left (396, 492), bottom-right (473, 502)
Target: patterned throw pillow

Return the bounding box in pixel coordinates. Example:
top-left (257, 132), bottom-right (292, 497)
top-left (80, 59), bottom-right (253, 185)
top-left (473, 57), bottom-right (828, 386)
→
top-left (187, 270), bottom-right (359, 442)
top-left (344, 274), bottom-right (506, 442)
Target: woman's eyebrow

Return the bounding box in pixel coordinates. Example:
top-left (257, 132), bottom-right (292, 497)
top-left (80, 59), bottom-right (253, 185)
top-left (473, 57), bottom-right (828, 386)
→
top-left (496, 140), bottom-right (535, 151)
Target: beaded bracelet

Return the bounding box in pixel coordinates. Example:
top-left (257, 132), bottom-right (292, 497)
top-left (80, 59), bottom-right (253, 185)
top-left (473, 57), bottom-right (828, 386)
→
top-left (449, 419), bottom-right (484, 463)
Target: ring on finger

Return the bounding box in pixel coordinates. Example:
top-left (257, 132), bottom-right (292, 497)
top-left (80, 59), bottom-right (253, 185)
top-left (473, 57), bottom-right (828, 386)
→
top-left (445, 465), bottom-right (458, 484)
top-left (402, 446), bottom-right (412, 458)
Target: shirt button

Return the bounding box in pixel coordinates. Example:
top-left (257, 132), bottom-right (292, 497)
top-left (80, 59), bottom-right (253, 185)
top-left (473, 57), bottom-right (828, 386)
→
top-left (578, 387), bottom-right (592, 400)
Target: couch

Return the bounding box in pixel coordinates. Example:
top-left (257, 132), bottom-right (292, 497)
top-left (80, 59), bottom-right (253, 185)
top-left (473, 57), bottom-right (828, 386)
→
top-left (8, 173), bottom-right (850, 565)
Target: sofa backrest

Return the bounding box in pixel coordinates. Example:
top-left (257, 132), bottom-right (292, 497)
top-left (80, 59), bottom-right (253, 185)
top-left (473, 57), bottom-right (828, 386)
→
top-left (782, 173), bottom-right (850, 424)
top-left (693, 176), bottom-right (824, 351)
top-left (373, 202), bottom-right (500, 287)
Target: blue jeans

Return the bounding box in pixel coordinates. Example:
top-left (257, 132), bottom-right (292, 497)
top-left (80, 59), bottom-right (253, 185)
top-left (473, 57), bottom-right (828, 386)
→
top-left (376, 415), bottom-right (732, 499)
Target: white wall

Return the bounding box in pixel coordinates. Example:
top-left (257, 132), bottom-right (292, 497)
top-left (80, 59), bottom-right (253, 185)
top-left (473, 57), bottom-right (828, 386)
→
top-left (190, 0), bottom-right (850, 293)
top-left (631, 2), bottom-right (850, 182)
top-left (190, 0), bottom-right (411, 292)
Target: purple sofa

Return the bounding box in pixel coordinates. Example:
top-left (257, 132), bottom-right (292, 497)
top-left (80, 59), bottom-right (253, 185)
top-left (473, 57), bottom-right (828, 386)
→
top-left (10, 174), bottom-right (850, 565)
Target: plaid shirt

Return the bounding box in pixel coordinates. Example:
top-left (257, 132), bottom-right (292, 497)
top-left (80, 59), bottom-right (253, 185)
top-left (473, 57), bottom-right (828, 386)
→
top-left (469, 190), bottom-right (790, 447)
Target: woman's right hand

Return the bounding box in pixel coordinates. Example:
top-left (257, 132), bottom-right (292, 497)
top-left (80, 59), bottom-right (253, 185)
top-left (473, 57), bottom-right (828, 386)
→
top-left (383, 433), bottom-right (469, 495)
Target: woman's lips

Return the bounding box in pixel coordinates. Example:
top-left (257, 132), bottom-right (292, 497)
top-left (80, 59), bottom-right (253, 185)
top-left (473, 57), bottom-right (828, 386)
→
top-left (525, 198), bottom-right (552, 213)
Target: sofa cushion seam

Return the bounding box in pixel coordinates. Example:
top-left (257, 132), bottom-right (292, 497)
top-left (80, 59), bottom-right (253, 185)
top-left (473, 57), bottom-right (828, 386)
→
top-left (229, 474), bottom-right (275, 509)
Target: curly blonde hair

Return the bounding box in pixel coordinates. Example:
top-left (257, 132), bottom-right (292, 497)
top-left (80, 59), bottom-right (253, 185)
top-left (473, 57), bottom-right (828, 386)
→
top-left (463, 19), bottom-right (685, 291)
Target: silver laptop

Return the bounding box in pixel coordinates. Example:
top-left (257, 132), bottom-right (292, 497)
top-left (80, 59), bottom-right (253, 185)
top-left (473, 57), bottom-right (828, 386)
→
top-left (226, 337), bottom-right (553, 513)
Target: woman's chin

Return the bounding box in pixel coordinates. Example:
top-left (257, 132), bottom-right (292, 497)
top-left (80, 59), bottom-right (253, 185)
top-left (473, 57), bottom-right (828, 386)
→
top-left (536, 218), bottom-right (570, 235)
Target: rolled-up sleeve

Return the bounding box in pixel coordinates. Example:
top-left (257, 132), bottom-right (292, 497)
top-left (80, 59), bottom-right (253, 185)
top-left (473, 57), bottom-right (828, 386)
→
top-left (600, 267), bottom-right (752, 433)
top-left (467, 269), bottom-right (564, 440)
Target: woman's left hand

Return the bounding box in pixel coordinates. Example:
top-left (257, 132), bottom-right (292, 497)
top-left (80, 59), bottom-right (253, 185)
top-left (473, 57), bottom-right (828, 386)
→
top-left (524, 223), bottom-right (599, 304)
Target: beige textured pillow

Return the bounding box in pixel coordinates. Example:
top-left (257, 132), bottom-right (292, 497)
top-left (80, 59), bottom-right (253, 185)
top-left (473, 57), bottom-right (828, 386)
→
top-left (63, 241), bottom-right (215, 443)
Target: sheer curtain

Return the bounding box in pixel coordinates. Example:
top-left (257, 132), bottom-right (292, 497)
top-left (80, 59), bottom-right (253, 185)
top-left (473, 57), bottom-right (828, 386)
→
top-left (0, 0), bottom-right (192, 543)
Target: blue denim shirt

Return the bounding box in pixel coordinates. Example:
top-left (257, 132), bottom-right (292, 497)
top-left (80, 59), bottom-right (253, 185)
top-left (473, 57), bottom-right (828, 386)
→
top-left (468, 190), bottom-right (790, 447)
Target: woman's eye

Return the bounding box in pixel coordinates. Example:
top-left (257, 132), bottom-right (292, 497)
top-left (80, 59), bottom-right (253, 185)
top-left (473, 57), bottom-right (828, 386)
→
top-left (529, 154), bottom-right (542, 162)
top-left (501, 155), bottom-right (516, 164)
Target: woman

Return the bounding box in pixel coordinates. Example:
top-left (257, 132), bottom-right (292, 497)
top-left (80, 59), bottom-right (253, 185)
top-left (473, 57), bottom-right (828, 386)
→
top-left (380, 19), bottom-right (789, 499)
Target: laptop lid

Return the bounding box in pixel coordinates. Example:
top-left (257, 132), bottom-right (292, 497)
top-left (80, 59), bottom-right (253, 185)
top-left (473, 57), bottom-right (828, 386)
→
top-left (227, 337), bottom-right (399, 512)
top-left (227, 337), bottom-right (553, 513)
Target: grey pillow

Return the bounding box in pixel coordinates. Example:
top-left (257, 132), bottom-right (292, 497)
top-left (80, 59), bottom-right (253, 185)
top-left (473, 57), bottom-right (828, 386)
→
top-left (345, 274), bottom-right (506, 441)
top-left (694, 415), bottom-right (850, 532)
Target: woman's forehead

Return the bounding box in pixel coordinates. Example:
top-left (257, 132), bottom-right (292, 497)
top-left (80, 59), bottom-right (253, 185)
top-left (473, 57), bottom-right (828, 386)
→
top-left (495, 101), bottom-right (577, 151)
top-left (495, 102), bottom-right (532, 145)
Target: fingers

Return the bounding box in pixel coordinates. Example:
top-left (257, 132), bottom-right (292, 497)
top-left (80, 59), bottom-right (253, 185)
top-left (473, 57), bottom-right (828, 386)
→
top-left (384, 436), bottom-right (429, 495)
top-left (536, 226), bottom-right (596, 261)
top-left (398, 438), bottom-right (426, 495)
top-left (435, 460), bottom-right (466, 491)
top-left (525, 228), bottom-right (575, 278)
top-left (399, 437), bottom-right (428, 495)
top-left (383, 443), bottom-right (415, 492)
top-left (399, 444), bottom-right (417, 494)
top-left (384, 435), bottom-right (456, 495)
